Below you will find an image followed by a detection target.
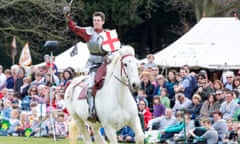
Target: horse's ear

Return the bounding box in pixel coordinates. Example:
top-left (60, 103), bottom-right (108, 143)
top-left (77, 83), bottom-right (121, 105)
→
top-left (119, 45), bottom-right (135, 56)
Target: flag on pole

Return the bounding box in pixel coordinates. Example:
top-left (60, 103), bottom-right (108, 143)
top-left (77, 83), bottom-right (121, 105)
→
top-left (11, 36), bottom-right (17, 65)
top-left (70, 44), bottom-right (78, 57)
top-left (11, 36), bottom-right (17, 56)
top-left (19, 42), bottom-right (32, 67)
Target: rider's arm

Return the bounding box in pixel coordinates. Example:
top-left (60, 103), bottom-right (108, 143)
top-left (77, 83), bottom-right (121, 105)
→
top-left (67, 15), bottom-right (91, 41)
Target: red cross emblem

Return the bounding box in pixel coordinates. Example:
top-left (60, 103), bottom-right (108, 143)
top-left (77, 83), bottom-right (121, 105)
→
top-left (101, 30), bottom-right (121, 52)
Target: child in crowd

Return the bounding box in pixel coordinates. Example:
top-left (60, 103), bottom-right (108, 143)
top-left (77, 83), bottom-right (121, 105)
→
top-left (160, 88), bottom-right (170, 108)
top-left (8, 109), bottom-right (20, 136)
top-left (152, 96), bottom-right (165, 118)
top-left (136, 88), bottom-right (148, 105)
top-left (1, 99), bottom-right (12, 120)
top-left (55, 113), bottom-right (68, 138)
top-left (117, 126), bottom-right (135, 143)
top-left (55, 93), bottom-right (65, 111)
top-left (223, 120), bottom-right (240, 143)
top-left (17, 112), bottom-right (31, 136)
top-left (30, 108), bottom-right (48, 137)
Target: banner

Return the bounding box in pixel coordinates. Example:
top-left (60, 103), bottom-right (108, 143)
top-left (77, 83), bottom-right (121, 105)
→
top-left (19, 42), bottom-right (32, 67)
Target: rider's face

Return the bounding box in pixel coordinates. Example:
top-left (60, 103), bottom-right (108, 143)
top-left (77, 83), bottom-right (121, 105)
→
top-left (93, 16), bottom-right (104, 30)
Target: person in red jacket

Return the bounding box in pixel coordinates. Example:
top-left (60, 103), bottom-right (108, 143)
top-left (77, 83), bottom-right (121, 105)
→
top-left (138, 99), bottom-right (152, 130)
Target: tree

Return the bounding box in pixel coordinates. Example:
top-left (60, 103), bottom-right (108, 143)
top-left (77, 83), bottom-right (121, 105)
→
top-left (0, 0), bottom-right (75, 67)
top-left (168, 0), bottom-right (240, 21)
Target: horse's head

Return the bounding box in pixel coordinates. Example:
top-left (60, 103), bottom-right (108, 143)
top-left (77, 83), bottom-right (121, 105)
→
top-left (118, 45), bottom-right (140, 91)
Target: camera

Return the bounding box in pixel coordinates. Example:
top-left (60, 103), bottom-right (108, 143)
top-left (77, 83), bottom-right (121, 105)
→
top-left (44, 41), bottom-right (58, 51)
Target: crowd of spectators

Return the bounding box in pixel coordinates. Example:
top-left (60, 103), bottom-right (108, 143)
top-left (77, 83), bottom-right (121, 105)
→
top-left (0, 55), bottom-right (71, 139)
top-left (139, 54), bottom-right (240, 144)
top-left (1, 53), bottom-right (240, 144)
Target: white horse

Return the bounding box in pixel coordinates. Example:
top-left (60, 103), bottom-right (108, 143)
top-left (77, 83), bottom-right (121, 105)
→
top-left (65, 45), bottom-right (144, 144)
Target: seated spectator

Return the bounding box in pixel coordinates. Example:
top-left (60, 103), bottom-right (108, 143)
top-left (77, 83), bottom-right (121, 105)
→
top-left (196, 79), bottom-right (214, 102)
top-left (1, 99), bottom-right (12, 120)
top-left (199, 93), bottom-right (218, 118)
top-left (147, 108), bottom-right (177, 131)
top-left (138, 99), bottom-right (152, 130)
top-left (220, 90), bottom-right (239, 119)
top-left (165, 69), bottom-right (178, 108)
top-left (188, 117), bottom-right (218, 144)
top-left (188, 94), bottom-right (202, 119)
top-left (172, 93), bottom-right (192, 115)
top-left (144, 54), bottom-right (157, 70)
top-left (30, 109), bottom-right (48, 137)
top-left (152, 96), bottom-right (165, 118)
top-left (173, 112), bottom-right (195, 142)
top-left (135, 88), bottom-right (148, 105)
top-left (20, 77), bottom-right (31, 100)
top-left (30, 71), bottom-right (44, 88)
top-left (223, 120), bottom-right (240, 143)
top-left (55, 113), bottom-right (68, 138)
top-left (159, 111), bottom-right (185, 142)
top-left (55, 93), bottom-right (65, 111)
top-left (4, 69), bottom-right (14, 89)
top-left (214, 89), bottom-right (225, 109)
top-left (117, 126), bottom-right (135, 143)
top-left (154, 75), bottom-right (166, 96)
top-left (213, 80), bottom-right (223, 92)
top-left (140, 71), bottom-right (155, 112)
top-left (159, 88), bottom-right (170, 108)
top-left (223, 71), bottom-right (234, 91)
top-left (21, 86), bottom-right (38, 111)
top-left (17, 112), bottom-right (31, 136)
top-left (8, 109), bottom-right (21, 136)
top-left (212, 111), bottom-right (227, 142)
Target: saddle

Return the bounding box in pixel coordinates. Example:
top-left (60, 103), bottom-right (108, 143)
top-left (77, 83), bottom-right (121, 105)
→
top-left (69, 63), bottom-right (107, 100)
top-left (92, 63), bottom-right (107, 96)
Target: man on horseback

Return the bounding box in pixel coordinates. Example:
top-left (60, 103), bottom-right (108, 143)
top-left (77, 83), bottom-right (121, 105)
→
top-left (66, 10), bottom-right (120, 122)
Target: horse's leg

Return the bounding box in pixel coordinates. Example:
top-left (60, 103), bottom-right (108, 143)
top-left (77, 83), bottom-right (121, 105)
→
top-left (129, 117), bottom-right (145, 144)
top-left (91, 125), bottom-right (107, 144)
top-left (103, 126), bottom-right (118, 144)
top-left (72, 114), bottom-right (93, 144)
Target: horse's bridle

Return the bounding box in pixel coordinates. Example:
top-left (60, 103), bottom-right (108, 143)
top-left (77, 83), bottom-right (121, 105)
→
top-left (114, 54), bottom-right (133, 87)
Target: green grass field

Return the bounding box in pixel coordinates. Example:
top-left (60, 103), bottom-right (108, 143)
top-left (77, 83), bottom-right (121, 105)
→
top-left (0, 136), bottom-right (132, 144)
top-left (0, 136), bottom-right (81, 144)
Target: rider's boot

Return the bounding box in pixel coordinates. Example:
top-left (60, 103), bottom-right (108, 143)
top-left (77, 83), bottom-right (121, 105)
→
top-left (87, 94), bottom-right (97, 122)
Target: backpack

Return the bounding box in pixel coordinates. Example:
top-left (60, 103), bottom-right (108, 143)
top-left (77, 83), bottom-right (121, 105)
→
top-left (186, 75), bottom-right (198, 94)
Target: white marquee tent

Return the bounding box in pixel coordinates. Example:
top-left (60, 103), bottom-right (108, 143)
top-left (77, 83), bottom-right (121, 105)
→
top-left (35, 42), bottom-right (89, 72)
top-left (55, 42), bottom-right (89, 72)
top-left (146, 17), bottom-right (240, 69)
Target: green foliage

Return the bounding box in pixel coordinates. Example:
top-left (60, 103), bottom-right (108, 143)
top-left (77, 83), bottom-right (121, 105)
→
top-left (5, 0), bottom-right (239, 68)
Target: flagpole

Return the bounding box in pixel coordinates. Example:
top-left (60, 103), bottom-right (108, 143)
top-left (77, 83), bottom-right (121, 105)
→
top-left (11, 36), bottom-right (17, 65)
top-left (43, 41), bottom-right (58, 142)
top-left (12, 53), bottom-right (15, 65)
top-left (49, 51), bottom-right (57, 141)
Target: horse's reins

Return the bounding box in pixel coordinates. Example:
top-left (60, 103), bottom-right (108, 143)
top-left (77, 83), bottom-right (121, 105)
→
top-left (114, 54), bottom-right (133, 88)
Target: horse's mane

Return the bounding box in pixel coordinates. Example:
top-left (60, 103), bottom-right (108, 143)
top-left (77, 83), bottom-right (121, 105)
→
top-left (105, 54), bottom-right (120, 83)
top-left (105, 45), bottom-right (135, 83)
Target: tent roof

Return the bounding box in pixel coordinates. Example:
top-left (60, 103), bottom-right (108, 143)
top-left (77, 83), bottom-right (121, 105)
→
top-left (55, 42), bottom-right (89, 72)
top-left (153, 17), bottom-right (240, 69)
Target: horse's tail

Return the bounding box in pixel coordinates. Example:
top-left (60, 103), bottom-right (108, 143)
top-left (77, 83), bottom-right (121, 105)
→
top-left (68, 119), bottom-right (79, 144)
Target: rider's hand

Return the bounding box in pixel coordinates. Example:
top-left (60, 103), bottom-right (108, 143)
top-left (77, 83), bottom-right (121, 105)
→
top-left (63, 6), bottom-right (71, 14)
